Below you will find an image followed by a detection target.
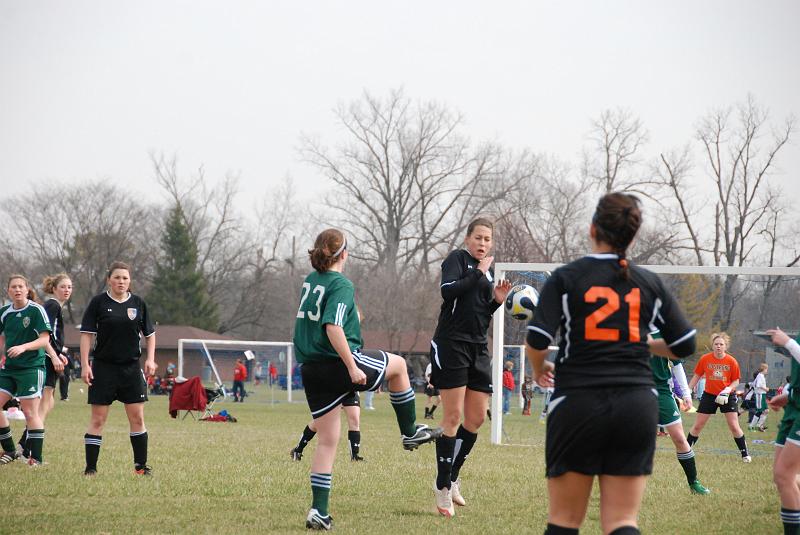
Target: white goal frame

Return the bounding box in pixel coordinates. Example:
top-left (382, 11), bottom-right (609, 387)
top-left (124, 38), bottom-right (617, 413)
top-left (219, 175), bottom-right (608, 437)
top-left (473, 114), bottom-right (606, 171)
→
top-left (177, 339), bottom-right (295, 402)
top-left (490, 262), bottom-right (800, 445)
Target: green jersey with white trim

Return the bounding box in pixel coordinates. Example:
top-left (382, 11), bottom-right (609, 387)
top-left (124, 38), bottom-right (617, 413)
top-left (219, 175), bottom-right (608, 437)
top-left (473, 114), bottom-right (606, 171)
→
top-left (0, 300), bottom-right (52, 370)
top-left (790, 333), bottom-right (800, 409)
top-left (293, 270), bottom-right (362, 363)
top-left (650, 330), bottom-right (683, 390)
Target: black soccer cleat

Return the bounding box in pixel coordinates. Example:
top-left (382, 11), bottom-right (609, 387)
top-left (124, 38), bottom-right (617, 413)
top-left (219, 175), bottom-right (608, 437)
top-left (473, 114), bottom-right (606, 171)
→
top-left (351, 454), bottom-right (365, 462)
top-left (306, 508), bottom-right (332, 530)
top-left (83, 468), bottom-right (97, 476)
top-left (0, 450), bottom-right (19, 465)
top-left (290, 447), bottom-right (303, 461)
top-left (134, 464), bottom-right (153, 476)
top-left (402, 424), bottom-right (443, 451)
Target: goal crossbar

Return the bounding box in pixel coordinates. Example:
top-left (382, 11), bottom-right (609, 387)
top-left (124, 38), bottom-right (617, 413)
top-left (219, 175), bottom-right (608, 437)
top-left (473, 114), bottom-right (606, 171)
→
top-left (490, 262), bottom-right (800, 445)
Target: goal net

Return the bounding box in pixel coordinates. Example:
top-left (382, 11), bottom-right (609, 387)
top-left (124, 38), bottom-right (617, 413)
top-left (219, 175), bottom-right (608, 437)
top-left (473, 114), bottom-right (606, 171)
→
top-left (490, 263), bottom-right (800, 446)
top-left (177, 339), bottom-right (300, 404)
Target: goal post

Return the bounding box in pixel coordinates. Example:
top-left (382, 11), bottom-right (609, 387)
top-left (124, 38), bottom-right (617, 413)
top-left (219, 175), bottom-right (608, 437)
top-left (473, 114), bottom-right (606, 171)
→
top-left (491, 262), bottom-right (800, 446)
top-left (178, 339), bottom-right (296, 402)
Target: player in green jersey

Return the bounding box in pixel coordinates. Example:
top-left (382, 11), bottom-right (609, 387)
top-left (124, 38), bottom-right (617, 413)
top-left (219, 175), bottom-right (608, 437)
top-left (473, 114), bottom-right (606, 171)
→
top-left (766, 327), bottom-right (800, 535)
top-left (294, 228), bottom-right (441, 531)
top-left (0, 275), bottom-right (52, 466)
top-left (650, 331), bottom-right (709, 495)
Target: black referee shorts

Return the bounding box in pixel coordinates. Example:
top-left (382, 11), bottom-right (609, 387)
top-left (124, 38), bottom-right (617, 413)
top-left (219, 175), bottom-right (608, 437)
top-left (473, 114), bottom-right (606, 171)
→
top-left (545, 387), bottom-right (658, 478)
top-left (44, 357), bottom-right (58, 389)
top-left (429, 338), bottom-right (492, 393)
top-left (697, 391), bottom-right (738, 414)
top-left (301, 350), bottom-right (387, 419)
top-left (88, 360), bottom-right (148, 405)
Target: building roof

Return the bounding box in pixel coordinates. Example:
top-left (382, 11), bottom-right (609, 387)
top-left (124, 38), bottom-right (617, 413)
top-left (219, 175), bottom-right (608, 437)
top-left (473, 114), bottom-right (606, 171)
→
top-left (361, 330), bottom-right (433, 354)
top-left (64, 324), bottom-right (235, 350)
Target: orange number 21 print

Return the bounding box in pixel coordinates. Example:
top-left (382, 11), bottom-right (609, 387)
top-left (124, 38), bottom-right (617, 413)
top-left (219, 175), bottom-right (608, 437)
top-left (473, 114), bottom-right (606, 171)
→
top-left (584, 286), bottom-right (640, 342)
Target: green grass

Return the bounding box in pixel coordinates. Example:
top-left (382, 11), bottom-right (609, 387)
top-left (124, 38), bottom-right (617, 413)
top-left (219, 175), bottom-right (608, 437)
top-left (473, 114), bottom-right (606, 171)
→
top-left (2, 386), bottom-right (781, 534)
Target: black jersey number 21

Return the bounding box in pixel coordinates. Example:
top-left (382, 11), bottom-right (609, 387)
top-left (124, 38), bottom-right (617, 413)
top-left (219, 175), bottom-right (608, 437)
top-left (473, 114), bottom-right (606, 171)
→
top-left (584, 286), bottom-right (641, 342)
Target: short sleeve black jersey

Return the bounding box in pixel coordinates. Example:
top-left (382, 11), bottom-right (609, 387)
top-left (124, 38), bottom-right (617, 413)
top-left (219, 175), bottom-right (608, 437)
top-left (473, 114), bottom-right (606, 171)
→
top-left (44, 298), bottom-right (65, 354)
top-left (433, 249), bottom-right (501, 344)
top-left (80, 292), bottom-right (155, 364)
top-left (526, 254), bottom-right (695, 390)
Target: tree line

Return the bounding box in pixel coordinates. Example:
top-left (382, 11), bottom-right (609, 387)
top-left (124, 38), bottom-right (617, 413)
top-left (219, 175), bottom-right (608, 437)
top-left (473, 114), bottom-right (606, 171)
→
top-left (1, 90), bottom-right (798, 371)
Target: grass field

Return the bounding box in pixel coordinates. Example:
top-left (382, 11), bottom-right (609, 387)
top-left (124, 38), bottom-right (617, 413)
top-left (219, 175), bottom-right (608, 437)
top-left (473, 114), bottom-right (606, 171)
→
top-left (2, 385), bottom-right (783, 534)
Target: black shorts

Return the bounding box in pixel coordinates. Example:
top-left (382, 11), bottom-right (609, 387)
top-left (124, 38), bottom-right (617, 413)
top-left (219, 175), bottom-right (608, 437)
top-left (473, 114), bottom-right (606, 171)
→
top-left (88, 360), bottom-right (148, 405)
top-left (545, 387), bottom-right (658, 478)
top-left (429, 338), bottom-right (492, 393)
top-left (342, 391), bottom-right (360, 407)
top-left (44, 358), bottom-right (58, 389)
top-left (425, 384), bottom-right (440, 397)
top-left (697, 391), bottom-right (738, 414)
top-left (301, 350), bottom-right (387, 419)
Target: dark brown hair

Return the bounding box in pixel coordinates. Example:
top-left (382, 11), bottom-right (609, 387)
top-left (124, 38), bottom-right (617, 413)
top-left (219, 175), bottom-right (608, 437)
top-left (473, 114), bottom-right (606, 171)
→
top-left (591, 193), bottom-right (642, 279)
top-left (106, 261), bottom-right (131, 279)
top-left (467, 217), bottom-right (494, 236)
top-left (43, 273), bottom-right (71, 294)
top-left (7, 274), bottom-right (37, 302)
top-left (308, 229), bottom-right (346, 273)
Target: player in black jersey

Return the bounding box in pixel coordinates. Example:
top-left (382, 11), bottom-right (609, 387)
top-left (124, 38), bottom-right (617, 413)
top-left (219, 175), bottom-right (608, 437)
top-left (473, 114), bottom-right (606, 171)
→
top-left (17, 273), bottom-right (72, 461)
top-left (526, 193), bottom-right (697, 535)
top-left (430, 217), bottom-right (512, 517)
top-left (80, 261), bottom-right (157, 476)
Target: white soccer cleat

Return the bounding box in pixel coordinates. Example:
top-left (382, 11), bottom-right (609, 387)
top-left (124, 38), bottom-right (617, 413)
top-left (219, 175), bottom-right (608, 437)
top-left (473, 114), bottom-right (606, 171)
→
top-left (742, 455), bottom-right (752, 463)
top-left (450, 478), bottom-right (466, 507)
top-left (434, 483), bottom-right (455, 517)
top-left (305, 508), bottom-right (332, 530)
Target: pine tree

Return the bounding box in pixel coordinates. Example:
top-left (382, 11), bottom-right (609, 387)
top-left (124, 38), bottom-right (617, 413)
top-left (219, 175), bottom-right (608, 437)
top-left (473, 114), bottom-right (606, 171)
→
top-left (148, 206), bottom-right (219, 331)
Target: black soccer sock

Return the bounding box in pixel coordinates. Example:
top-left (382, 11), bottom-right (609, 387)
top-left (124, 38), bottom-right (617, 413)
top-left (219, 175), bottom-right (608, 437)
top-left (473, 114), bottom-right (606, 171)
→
top-left (733, 434), bottom-right (749, 457)
top-left (609, 527), bottom-right (640, 535)
top-left (544, 523), bottom-right (579, 535)
top-left (85, 433), bottom-right (102, 471)
top-left (676, 448), bottom-right (697, 485)
top-left (424, 407), bottom-right (430, 418)
top-left (296, 425), bottom-right (316, 453)
top-left (18, 427), bottom-right (28, 453)
top-left (0, 426), bottom-right (15, 453)
top-left (348, 430), bottom-right (361, 459)
top-left (429, 404), bottom-right (438, 417)
top-left (687, 432), bottom-right (699, 447)
top-left (781, 507), bottom-right (800, 535)
top-left (435, 434), bottom-right (456, 490)
top-left (130, 430), bottom-right (148, 467)
top-left (27, 429), bottom-right (44, 463)
top-left (450, 425), bottom-right (478, 482)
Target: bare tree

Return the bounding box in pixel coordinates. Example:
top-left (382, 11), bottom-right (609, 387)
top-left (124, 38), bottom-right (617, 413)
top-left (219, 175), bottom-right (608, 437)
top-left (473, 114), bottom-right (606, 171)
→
top-left (582, 108), bottom-right (653, 195)
top-left (0, 180), bottom-right (159, 321)
top-left (301, 89), bottom-right (531, 278)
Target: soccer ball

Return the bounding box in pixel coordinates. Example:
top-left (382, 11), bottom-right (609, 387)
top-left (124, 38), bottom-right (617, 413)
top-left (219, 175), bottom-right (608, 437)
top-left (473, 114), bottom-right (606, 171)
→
top-left (505, 284), bottom-right (539, 321)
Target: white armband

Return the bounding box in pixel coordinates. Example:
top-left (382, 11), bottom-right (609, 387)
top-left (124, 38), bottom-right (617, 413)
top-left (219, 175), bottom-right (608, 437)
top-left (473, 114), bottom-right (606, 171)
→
top-left (671, 362), bottom-right (690, 399)
top-left (784, 339), bottom-right (800, 364)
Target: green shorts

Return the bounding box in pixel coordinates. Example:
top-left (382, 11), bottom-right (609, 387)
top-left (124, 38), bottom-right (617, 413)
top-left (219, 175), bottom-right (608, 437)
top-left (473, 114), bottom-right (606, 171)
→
top-left (754, 393), bottom-right (768, 411)
top-left (776, 404), bottom-right (800, 448)
top-left (0, 367), bottom-right (45, 399)
top-left (657, 387), bottom-right (682, 427)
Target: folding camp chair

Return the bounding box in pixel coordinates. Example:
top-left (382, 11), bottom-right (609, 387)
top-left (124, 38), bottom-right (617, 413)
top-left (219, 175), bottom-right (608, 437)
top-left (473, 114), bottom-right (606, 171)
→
top-left (202, 385), bottom-right (226, 419)
top-left (169, 377), bottom-right (217, 420)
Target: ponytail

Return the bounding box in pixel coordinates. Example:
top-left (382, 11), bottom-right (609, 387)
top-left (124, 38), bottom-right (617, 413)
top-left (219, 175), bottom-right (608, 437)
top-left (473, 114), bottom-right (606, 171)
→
top-left (591, 193), bottom-right (642, 280)
top-left (308, 229), bottom-right (347, 273)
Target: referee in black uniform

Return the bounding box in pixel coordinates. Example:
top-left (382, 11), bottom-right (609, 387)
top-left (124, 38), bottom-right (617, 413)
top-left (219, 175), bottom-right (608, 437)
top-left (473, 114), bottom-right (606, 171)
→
top-left (526, 193), bottom-right (697, 535)
top-left (80, 261), bottom-right (157, 476)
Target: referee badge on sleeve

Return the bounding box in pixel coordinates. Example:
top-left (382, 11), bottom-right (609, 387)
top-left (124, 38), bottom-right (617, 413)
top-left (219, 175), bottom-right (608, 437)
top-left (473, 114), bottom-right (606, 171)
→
top-left (127, 308), bottom-right (138, 320)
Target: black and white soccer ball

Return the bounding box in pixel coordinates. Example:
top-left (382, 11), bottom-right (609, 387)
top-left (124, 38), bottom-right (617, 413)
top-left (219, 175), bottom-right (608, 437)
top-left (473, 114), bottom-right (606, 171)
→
top-left (504, 284), bottom-right (539, 321)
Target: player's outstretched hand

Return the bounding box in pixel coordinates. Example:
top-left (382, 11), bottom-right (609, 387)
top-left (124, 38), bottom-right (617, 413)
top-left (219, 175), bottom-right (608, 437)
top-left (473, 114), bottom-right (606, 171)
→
top-left (766, 328), bottom-right (790, 347)
top-left (493, 279), bottom-right (512, 304)
top-left (477, 255), bottom-right (494, 274)
top-left (768, 393), bottom-right (789, 412)
top-left (82, 365), bottom-right (93, 386)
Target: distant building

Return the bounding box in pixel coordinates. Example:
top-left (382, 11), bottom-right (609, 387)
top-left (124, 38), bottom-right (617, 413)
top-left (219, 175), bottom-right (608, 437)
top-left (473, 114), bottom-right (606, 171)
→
top-left (753, 330), bottom-right (798, 388)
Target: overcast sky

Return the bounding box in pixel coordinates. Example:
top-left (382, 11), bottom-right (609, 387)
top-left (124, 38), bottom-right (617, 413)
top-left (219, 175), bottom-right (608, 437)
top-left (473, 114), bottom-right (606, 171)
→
top-left (2, 1), bottom-right (798, 208)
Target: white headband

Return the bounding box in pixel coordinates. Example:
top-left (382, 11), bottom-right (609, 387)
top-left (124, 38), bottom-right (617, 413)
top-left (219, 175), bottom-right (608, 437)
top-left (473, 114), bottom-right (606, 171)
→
top-left (333, 239), bottom-right (347, 258)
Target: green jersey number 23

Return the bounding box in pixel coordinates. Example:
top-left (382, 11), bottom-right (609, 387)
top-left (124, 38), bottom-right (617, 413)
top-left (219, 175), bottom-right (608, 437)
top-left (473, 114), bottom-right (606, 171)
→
top-left (297, 283), bottom-right (325, 321)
